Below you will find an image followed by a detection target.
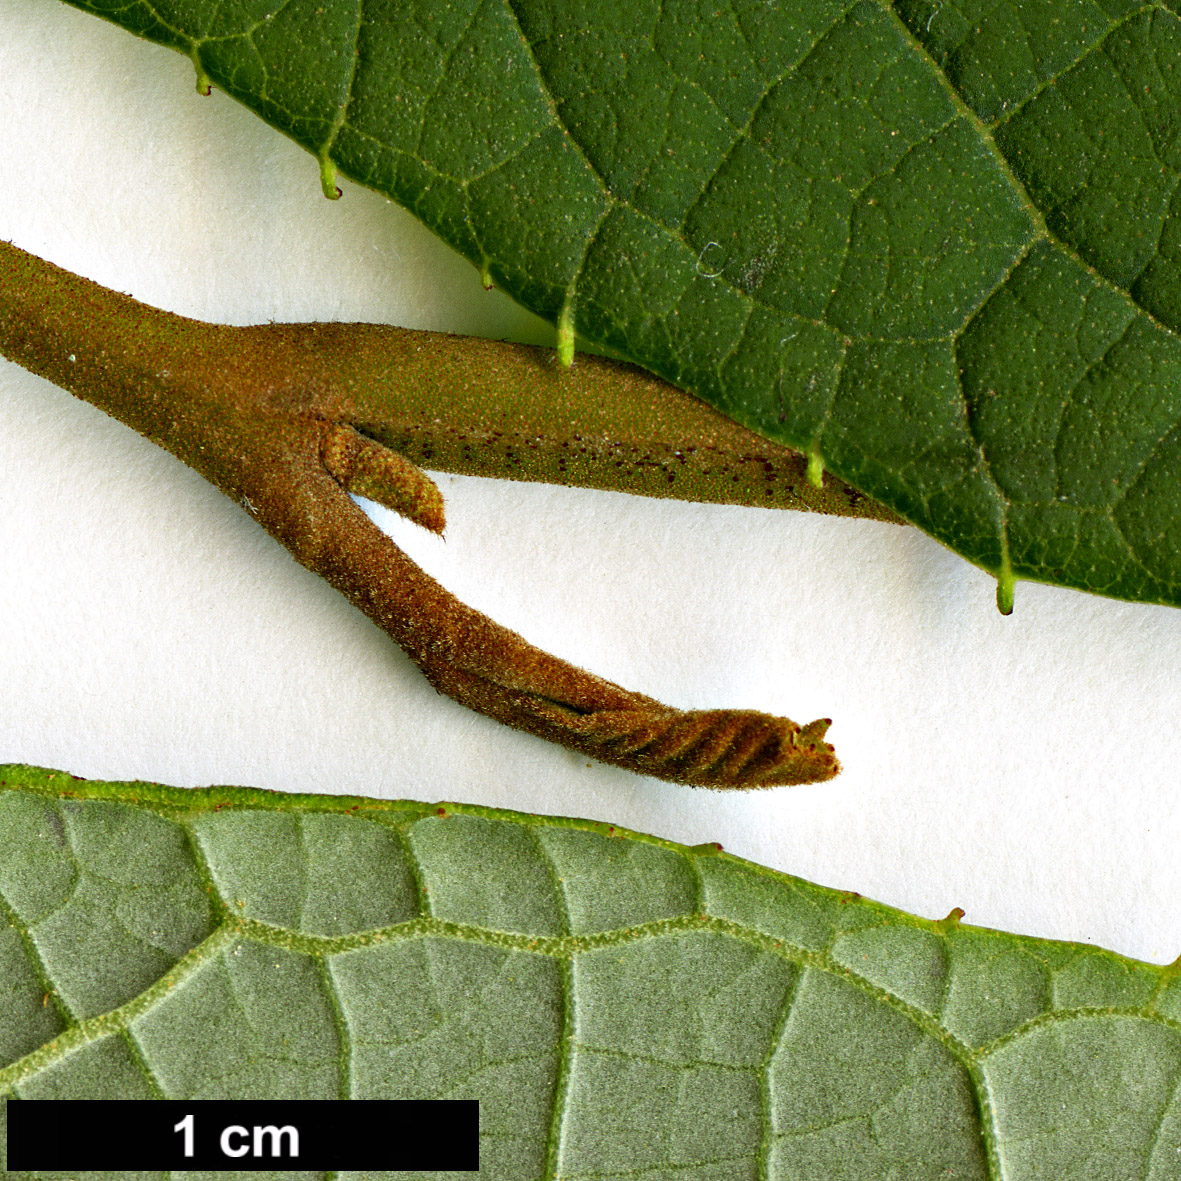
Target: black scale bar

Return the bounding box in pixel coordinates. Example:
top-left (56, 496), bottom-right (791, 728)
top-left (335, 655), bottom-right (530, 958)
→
top-left (5, 1099), bottom-right (479, 1171)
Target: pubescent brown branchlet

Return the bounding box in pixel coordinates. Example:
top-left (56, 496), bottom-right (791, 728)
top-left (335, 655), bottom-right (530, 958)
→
top-left (0, 240), bottom-right (888, 785)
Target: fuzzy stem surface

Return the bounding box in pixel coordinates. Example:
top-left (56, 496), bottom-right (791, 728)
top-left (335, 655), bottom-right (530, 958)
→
top-left (0, 239), bottom-right (851, 787)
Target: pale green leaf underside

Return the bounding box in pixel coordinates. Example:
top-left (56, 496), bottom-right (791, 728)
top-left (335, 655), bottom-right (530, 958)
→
top-left (55, 0), bottom-right (1181, 606)
top-left (2, 765), bottom-right (1181, 1181)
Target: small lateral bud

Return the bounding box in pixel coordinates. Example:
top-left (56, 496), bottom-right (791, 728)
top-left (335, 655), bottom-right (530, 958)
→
top-left (996, 565), bottom-right (1015, 616)
top-left (321, 423), bottom-right (445, 534)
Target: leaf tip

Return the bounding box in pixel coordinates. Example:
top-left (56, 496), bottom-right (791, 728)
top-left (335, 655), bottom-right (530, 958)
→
top-left (480, 262), bottom-right (494, 291)
top-left (319, 157), bottom-right (342, 200)
top-left (996, 566), bottom-right (1015, 616)
top-left (192, 58), bottom-right (212, 97)
top-left (557, 305), bottom-right (575, 367)
top-left (935, 906), bottom-right (966, 934)
top-left (806, 447), bottom-right (824, 489)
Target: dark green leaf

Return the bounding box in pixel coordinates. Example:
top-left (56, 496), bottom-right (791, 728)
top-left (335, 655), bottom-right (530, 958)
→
top-left (54, 0), bottom-right (1181, 608)
top-left (3, 764), bottom-right (1181, 1180)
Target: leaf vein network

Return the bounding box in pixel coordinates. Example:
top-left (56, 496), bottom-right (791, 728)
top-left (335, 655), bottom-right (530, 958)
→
top-left (499, 0), bottom-right (613, 200)
top-left (318, 0), bottom-right (365, 164)
top-left (985, 2), bottom-right (1164, 130)
top-left (1047, 316), bottom-right (1140, 504)
top-left (1142, 1068), bottom-right (1181, 1181)
top-left (0, 886), bottom-right (76, 1026)
top-left (883, 0), bottom-right (1181, 345)
top-left (651, 0), bottom-right (866, 223)
top-left (758, 960), bottom-right (803, 1179)
top-left (122, 1026), bottom-right (168, 1097)
top-left (411, 0), bottom-right (486, 162)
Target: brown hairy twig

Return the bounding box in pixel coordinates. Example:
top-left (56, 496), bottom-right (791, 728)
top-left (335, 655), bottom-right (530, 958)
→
top-left (0, 239), bottom-right (860, 786)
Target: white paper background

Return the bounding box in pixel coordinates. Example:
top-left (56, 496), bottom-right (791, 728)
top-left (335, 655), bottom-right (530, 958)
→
top-left (2, 0), bottom-right (1177, 965)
